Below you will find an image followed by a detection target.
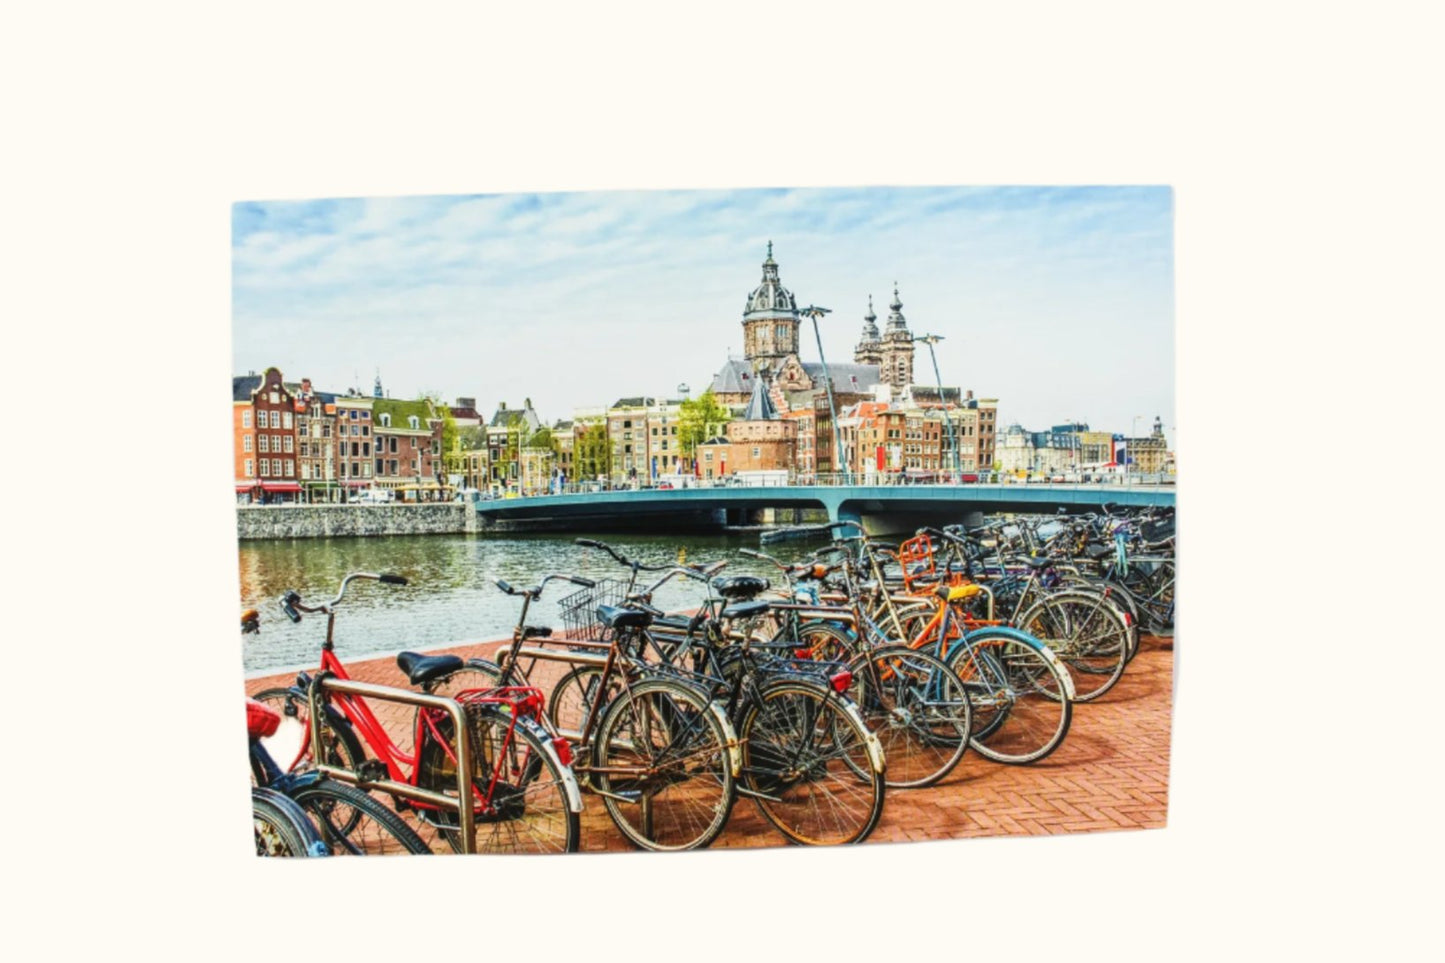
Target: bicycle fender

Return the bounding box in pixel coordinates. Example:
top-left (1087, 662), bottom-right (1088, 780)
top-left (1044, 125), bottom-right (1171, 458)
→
top-left (516, 716), bottom-right (586, 815)
top-left (962, 626), bottom-right (1077, 701)
top-left (840, 699), bottom-right (887, 775)
top-left (707, 699), bottom-right (742, 777)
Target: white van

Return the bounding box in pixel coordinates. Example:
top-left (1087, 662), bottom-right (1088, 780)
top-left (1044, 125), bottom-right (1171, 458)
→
top-left (355, 488), bottom-right (394, 504)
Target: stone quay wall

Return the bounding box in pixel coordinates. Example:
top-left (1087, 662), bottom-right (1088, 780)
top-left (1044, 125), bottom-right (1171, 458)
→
top-left (237, 504), bottom-right (475, 540)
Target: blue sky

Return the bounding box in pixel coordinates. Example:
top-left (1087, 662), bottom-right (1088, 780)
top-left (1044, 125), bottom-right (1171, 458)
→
top-left (232, 186), bottom-right (1173, 442)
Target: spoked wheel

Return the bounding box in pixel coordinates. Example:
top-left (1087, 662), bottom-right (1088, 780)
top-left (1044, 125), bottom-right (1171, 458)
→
top-left (593, 678), bottom-right (737, 852)
top-left (947, 631), bottom-right (1072, 765)
top-left (288, 779), bottom-right (431, 855)
top-left (252, 786), bottom-right (327, 857)
top-left (548, 665), bottom-right (621, 740)
top-left (1017, 592), bottom-right (1130, 702)
top-left (415, 703), bottom-right (580, 854)
top-left (738, 682), bottom-right (885, 845)
top-left (845, 646), bottom-right (972, 790)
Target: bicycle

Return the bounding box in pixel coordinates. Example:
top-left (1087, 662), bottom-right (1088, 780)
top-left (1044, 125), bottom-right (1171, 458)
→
top-left (578, 543), bottom-right (887, 845)
top-left (256, 572), bottom-right (582, 854)
top-left (468, 571), bottom-right (741, 852)
top-left (247, 698), bottom-right (330, 857)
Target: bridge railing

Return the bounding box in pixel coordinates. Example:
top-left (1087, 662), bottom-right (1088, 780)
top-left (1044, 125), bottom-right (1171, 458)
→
top-left (482, 469), bottom-right (1176, 500)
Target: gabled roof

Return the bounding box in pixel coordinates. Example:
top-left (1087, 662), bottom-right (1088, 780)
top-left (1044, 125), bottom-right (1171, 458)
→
top-left (610, 396), bottom-right (656, 409)
top-left (232, 375), bottom-right (263, 402)
top-left (374, 397), bottom-right (437, 429)
top-left (489, 404), bottom-right (542, 432)
top-left (799, 362), bottom-right (880, 391)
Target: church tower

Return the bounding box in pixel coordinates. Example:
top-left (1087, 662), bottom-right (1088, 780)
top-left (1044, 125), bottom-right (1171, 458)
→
top-left (879, 284), bottom-right (915, 391)
top-left (853, 294), bottom-right (883, 367)
top-left (741, 242), bottom-right (800, 368)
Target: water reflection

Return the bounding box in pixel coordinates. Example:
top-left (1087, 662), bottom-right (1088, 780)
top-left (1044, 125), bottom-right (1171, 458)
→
top-left (238, 532), bottom-right (817, 675)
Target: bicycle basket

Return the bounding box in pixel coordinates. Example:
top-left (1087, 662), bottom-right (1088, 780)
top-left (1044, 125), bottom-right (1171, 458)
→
top-left (558, 578), bottom-right (630, 639)
top-left (896, 534), bottom-right (936, 592)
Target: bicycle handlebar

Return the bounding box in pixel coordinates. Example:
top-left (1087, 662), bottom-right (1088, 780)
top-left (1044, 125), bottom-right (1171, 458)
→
top-left (574, 537), bottom-right (674, 572)
top-left (277, 571), bottom-right (407, 622)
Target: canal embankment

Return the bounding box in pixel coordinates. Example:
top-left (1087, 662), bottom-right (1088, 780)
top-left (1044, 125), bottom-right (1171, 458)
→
top-left (237, 503), bottom-right (476, 540)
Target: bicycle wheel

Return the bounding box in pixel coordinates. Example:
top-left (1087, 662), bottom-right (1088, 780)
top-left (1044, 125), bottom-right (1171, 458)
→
top-left (594, 678), bottom-right (737, 852)
top-left (1017, 592), bottom-right (1130, 702)
top-left (288, 779), bottom-right (431, 855)
top-left (251, 686), bottom-right (366, 777)
top-left (252, 787), bottom-right (327, 857)
top-left (548, 665), bottom-right (619, 738)
top-left (792, 620), bottom-right (860, 663)
top-left (947, 631), bottom-right (1072, 765)
top-left (738, 682), bottom-right (884, 845)
top-left (845, 646), bottom-right (972, 790)
top-left (427, 658), bottom-right (502, 698)
top-left (416, 703), bottom-right (580, 854)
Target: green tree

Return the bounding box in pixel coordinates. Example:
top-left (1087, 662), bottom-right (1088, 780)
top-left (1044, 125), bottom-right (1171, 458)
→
top-left (573, 422), bottom-right (611, 481)
top-left (678, 388), bottom-right (732, 456)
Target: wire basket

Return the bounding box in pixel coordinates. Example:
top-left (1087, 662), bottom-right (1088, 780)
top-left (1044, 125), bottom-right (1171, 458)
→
top-left (896, 534), bottom-right (936, 592)
top-left (557, 578), bottom-right (631, 639)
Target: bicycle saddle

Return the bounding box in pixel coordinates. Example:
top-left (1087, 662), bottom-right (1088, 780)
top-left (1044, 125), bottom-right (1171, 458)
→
top-left (935, 583), bottom-right (984, 602)
top-left (396, 651), bottom-right (465, 687)
top-left (713, 575), bottom-right (770, 600)
top-left (596, 604), bottom-right (652, 630)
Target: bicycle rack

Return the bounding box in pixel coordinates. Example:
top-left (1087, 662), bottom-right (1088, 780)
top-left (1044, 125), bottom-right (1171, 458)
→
top-left (306, 676), bottom-right (477, 855)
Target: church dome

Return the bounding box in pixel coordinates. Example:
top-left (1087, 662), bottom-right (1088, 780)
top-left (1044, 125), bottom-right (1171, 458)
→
top-left (743, 241), bottom-right (799, 320)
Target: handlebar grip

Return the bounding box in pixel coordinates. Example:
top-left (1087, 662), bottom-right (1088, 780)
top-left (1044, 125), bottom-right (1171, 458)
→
top-left (738, 548), bottom-right (761, 558)
top-left (574, 538), bottom-right (603, 548)
top-left (279, 591), bottom-right (302, 624)
top-left (379, 574), bottom-right (408, 586)
top-left (570, 576), bottom-right (596, 588)
top-left (495, 579), bottom-right (514, 595)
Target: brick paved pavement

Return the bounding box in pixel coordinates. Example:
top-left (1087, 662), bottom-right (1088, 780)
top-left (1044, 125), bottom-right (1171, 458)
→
top-left (245, 635), bottom-right (1172, 852)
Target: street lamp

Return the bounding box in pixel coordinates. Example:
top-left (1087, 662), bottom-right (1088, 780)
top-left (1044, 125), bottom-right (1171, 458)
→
top-left (913, 334), bottom-right (960, 480)
top-left (800, 304), bottom-right (847, 484)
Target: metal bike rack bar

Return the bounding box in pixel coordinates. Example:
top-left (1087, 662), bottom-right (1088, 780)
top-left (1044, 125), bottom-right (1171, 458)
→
top-left (306, 676), bottom-right (476, 855)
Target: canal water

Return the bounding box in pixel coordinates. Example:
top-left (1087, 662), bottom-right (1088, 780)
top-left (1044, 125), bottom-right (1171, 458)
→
top-left (238, 532), bottom-right (821, 676)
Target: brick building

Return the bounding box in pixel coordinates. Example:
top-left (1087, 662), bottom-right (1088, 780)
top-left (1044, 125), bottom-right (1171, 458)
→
top-left (232, 367), bottom-right (302, 502)
top-left (373, 398), bottom-right (444, 498)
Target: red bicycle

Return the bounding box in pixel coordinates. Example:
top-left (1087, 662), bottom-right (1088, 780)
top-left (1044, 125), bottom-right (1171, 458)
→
top-left (253, 572), bottom-right (583, 854)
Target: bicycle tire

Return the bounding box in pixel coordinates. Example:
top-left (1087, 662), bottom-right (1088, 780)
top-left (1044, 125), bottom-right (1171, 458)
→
top-left (548, 665), bottom-right (618, 738)
top-left (252, 786), bottom-right (328, 857)
top-left (845, 645), bottom-right (972, 790)
top-left (416, 703), bottom-right (580, 854)
top-left (738, 681), bottom-right (885, 845)
top-left (288, 779), bottom-right (431, 855)
top-left (593, 678), bottom-right (737, 852)
top-left (946, 630), bottom-right (1072, 765)
top-left (1017, 592), bottom-right (1130, 702)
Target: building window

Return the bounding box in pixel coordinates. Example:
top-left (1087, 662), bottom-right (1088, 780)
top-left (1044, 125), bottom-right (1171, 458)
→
top-left (258, 434), bottom-right (269, 453)
top-left (244, 459), bottom-right (253, 477)
top-left (283, 436), bottom-right (293, 453)
top-left (752, 447), bottom-right (761, 458)
top-left (282, 411), bottom-right (293, 430)
top-left (379, 413), bottom-right (391, 427)
top-left (242, 410), bottom-right (252, 428)
top-left (243, 435), bottom-right (252, 452)
top-left (284, 461), bottom-right (294, 477)
top-left (259, 460), bottom-right (270, 477)
top-left (409, 416), bottom-right (419, 430)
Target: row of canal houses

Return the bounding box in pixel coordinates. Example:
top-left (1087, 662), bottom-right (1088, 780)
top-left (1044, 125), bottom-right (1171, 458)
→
top-left (232, 365), bottom-right (1007, 502)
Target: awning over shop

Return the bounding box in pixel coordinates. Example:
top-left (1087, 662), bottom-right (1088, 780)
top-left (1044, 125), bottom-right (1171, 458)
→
top-left (259, 482), bottom-right (303, 493)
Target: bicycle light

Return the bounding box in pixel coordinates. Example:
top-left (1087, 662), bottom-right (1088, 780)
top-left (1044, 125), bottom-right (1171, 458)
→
top-left (552, 736), bottom-right (573, 767)
top-left (829, 671), bottom-right (853, 694)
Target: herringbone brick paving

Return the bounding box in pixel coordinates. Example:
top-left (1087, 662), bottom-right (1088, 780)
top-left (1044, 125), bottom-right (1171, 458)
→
top-left (245, 635), bottom-right (1172, 852)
